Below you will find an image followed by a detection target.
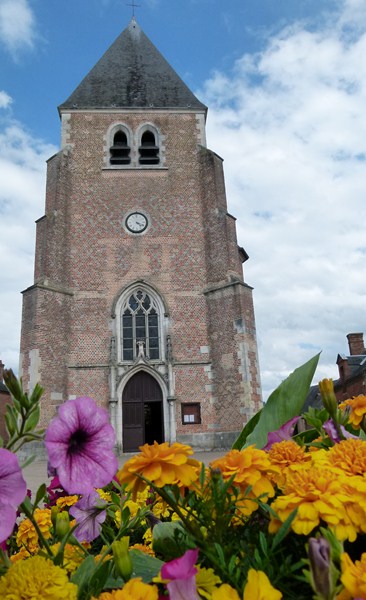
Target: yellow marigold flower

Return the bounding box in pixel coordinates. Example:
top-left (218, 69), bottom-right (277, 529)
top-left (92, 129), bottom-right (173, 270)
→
top-left (268, 440), bottom-right (311, 487)
top-left (34, 508), bottom-right (53, 535)
top-left (49, 543), bottom-right (85, 574)
top-left (212, 583), bottom-right (241, 600)
top-left (269, 465), bottom-right (356, 540)
top-left (243, 569), bottom-right (282, 600)
top-left (196, 566), bottom-right (222, 599)
top-left (327, 438), bottom-right (366, 477)
top-left (151, 497), bottom-right (170, 518)
top-left (142, 528), bottom-right (153, 545)
top-left (339, 395), bottom-right (366, 428)
top-left (210, 447), bottom-right (278, 516)
top-left (338, 476), bottom-right (366, 536)
top-left (96, 489), bottom-right (112, 503)
top-left (0, 555), bottom-right (78, 599)
top-left (340, 552), bottom-right (366, 599)
top-left (56, 495), bottom-right (79, 509)
top-left (16, 519), bottom-right (39, 553)
top-left (124, 498), bottom-right (141, 518)
top-left (95, 577), bottom-right (158, 599)
top-left (117, 442), bottom-right (200, 497)
top-left (16, 508), bottom-right (53, 553)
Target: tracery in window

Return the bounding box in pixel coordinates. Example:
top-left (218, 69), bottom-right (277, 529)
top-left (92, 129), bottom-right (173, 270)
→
top-left (110, 130), bottom-right (131, 165)
top-left (139, 130), bottom-right (159, 165)
top-left (121, 290), bottom-right (160, 361)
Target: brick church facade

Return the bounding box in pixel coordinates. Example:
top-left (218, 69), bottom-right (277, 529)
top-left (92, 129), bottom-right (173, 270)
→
top-left (20, 19), bottom-right (262, 451)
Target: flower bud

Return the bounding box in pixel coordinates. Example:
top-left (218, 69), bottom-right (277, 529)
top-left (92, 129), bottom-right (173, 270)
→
top-left (319, 379), bottom-right (338, 417)
top-left (308, 537), bottom-right (331, 600)
top-left (51, 505), bottom-right (59, 528)
top-left (112, 537), bottom-right (132, 581)
top-left (55, 511), bottom-right (70, 538)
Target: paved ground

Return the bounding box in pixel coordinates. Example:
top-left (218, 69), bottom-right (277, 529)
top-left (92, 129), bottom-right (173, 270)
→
top-left (23, 450), bottom-right (225, 495)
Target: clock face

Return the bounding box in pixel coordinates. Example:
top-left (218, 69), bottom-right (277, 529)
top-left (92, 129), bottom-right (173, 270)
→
top-left (125, 212), bottom-right (148, 233)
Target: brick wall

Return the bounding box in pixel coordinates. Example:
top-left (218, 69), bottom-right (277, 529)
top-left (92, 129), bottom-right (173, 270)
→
top-left (20, 108), bottom-right (262, 448)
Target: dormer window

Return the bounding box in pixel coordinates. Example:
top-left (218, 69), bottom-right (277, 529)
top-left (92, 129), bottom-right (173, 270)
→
top-left (139, 130), bottom-right (159, 165)
top-left (110, 130), bottom-right (131, 165)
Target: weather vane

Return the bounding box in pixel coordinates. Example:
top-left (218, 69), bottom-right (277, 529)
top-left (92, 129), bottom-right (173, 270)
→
top-left (127, 1), bottom-right (141, 17)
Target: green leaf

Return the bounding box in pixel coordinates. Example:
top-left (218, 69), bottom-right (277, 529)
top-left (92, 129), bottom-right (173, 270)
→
top-left (4, 408), bottom-right (17, 437)
top-left (130, 550), bottom-right (164, 583)
top-left (33, 483), bottom-right (47, 509)
top-left (152, 521), bottom-right (193, 559)
top-left (24, 405), bottom-right (41, 432)
top-left (243, 353), bottom-right (320, 450)
top-left (214, 543), bottom-right (225, 564)
top-left (271, 508), bottom-right (298, 550)
top-left (71, 555), bottom-right (97, 593)
top-left (88, 561), bottom-right (111, 598)
top-left (232, 408), bottom-right (262, 450)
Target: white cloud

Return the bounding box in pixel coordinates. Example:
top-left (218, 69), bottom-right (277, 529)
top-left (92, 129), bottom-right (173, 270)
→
top-left (201, 1), bottom-right (366, 398)
top-left (0, 0), bottom-right (36, 55)
top-left (0, 90), bottom-right (12, 108)
top-left (0, 122), bottom-right (57, 372)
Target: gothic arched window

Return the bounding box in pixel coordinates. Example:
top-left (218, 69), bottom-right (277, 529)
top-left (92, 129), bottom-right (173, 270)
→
top-left (110, 129), bottom-right (131, 165)
top-left (121, 289), bottom-right (160, 361)
top-left (138, 130), bottom-right (159, 165)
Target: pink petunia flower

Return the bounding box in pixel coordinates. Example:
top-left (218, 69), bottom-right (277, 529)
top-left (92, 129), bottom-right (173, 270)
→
top-left (45, 396), bottom-right (118, 494)
top-left (0, 449), bottom-right (27, 543)
top-left (69, 490), bottom-right (107, 542)
top-left (262, 416), bottom-right (300, 451)
top-left (323, 419), bottom-right (358, 444)
top-left (161, 548), bottom-right (200, 600)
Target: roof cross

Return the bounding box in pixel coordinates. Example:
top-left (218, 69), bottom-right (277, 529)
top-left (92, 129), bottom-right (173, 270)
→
top-left (126, 1), bottom-right (141, 17)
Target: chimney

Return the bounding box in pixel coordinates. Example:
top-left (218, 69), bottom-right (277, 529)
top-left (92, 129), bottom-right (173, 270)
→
top-left (347, 332), bottom-right (365, 356)
top-left (0, 360), bottom-right (4, 382)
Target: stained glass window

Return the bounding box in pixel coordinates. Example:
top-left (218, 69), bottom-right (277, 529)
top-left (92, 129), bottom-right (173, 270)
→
top-left (121, 290), bottom-right (160, 361)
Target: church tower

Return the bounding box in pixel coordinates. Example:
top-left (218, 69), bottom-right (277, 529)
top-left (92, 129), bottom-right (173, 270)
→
top-left (20, 19), bottom-right (262, 451)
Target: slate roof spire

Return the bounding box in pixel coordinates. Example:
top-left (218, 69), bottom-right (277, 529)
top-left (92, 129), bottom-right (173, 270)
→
top-left (59, 18), bottom-right (207, 112)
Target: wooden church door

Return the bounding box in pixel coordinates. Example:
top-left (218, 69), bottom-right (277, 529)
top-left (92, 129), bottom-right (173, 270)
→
top-left (122, 372), bottom-right (164, 452)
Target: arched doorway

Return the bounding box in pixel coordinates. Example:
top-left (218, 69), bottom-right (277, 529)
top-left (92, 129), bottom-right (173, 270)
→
top-left (122, 371), bottom-right (164, 452)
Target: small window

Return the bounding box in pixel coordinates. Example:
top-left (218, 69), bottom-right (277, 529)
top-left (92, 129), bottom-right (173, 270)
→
top-left (182, 403), bottom-right (201, 425)
top-left (139, 130), bottom-right (159, 165)
top-left (110, 130), bottom-right (131, 165)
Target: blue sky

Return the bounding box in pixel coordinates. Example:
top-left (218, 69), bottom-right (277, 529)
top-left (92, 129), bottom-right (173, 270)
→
top-left (1, 0), bottom-right (366, 400)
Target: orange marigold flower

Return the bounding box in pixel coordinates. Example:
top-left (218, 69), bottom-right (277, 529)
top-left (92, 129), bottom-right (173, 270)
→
top-left (339, 395), bottom-right (366, 429)
top-left (338, 476), bottom-right (366, 536)
top-left (117, 442), bottom-right (201, 497)
top-left (327, 438), bottom-right (366, 477)
top-left (16, 508), bottom-right (52, 553)
top-left (130, 543), bottom-right (156, 557)
top-left (269, 465), bottom-right (356, 540)
top-left (340, 552), bottom-right (366, 599)
top-left (56, 495), bottom-right (79, 509)
top-left (268, 440), bottom-right (311, 487)
top-left (10, 546), bottom-right (31, 563)
top-left (210, 447), bottom-right (278, 516)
